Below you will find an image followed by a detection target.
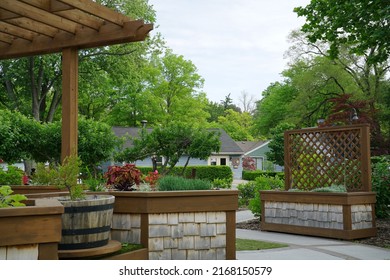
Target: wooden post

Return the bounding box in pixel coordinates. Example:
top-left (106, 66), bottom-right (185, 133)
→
top-left (360, 125), bottom-right (371, 191)
top-left (61, 48), bottom-right (78, 162)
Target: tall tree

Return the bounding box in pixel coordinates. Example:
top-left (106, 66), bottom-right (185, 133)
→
top-left (0, 0), bottom-right (157, 123)
top-left (287, 30), bottom-right (389, 153)
top-left (117, 123), bottom-right (220, 174)
top-left (294, 0), bottom-right (390, 64)
top-left (238, 90), bottom-right (257, 115)
top-left (253, 82), bottom-right (298, 136)
top-left (294, 1), bottom-right (390, 153)
top-left (144, 49), bottom-right (209, 125)
top-left (218, 109), bottom-right (254, 141)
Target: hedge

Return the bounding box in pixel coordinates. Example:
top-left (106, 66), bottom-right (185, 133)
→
top-left (242, 170), bottom-right (284, 181)
top-left (138, 165), bottom-right (233, 183)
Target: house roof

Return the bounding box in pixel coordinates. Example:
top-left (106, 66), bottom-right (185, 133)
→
top-left (236, 140), bottom-right (271, 157)
top-left (112, 126), bottom-right (244, 155)
top-left (236, 140), bottom-right (268, 154)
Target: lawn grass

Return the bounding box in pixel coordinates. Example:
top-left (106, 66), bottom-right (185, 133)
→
top-left (236, 238), bottom-right (288, 251)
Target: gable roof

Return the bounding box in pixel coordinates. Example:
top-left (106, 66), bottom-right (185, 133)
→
top-left (237, 140), bottom-right (270, 156)
top-left (112, 126), bottom-right (244, 155)
top-left (236, 140), bottom-right (268, 154)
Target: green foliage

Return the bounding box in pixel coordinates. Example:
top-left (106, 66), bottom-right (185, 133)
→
top-left (218, 109), bottom-right (255, 141)
top-left (372, 157), bottom-right (390, 218)
top-left (294, 0), bottom-right (390, 64)
top-left (0, 166), bottom-right (24, 185)
top-left (137, 165), bottom-right (233, 183)
top-left (247, 176), bottom-right (284, 217)
top-left (186, 165), bottom-right (233, 183)
top-left (118, 123), bottom-right (221, 175)
top-left (212, 178), bottom-right (232, 189)
top-left (266, 123), bottom-right (295, 166)
top-left (157, 176), bottom-right (212, 191)
top-left (0, 186), bottom-right (27, 208)
top-left (242, 170), bottom-right (284, 181)
top-left (0, 109), bottom-right (41, 163)
top-left (237, 182), bottom-right (257, 208)
top-left (32, 156), bottom-right (85, 200)
top-left (78, 117), bottom-right (122, 172)
top-left (253, 82), bottom-right (298, 136)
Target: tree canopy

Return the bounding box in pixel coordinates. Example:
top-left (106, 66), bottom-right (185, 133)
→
top-left (294, 0), bottom-right (390, 64)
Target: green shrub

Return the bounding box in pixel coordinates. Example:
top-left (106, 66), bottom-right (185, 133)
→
top-left (372, 157), bottom-right (390, 218)
top-left (157, 175), bottom-right (212, 191)
top-left (237, 181), bottom-right (256, 208)
top-left (248, 176), bottom-right (284, 217)
top-left (138, 166), bottom-right (233, 183)
top-left (0, 166), bottom-right (24, 185)
top-left (212, 178), bottom-right (232, 189)
top-left (242, 170), bottom-right (284, 181)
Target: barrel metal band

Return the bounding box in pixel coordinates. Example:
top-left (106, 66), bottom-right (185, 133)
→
top-left (62, 225), bottom-right (111, 236)
top-left (64, 203), bottom-right (114, 213)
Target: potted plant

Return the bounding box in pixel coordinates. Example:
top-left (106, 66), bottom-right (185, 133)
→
top-left (34, 155), bottom-right (115, 251)
top-left (104, 163), bottom-right (142, 191)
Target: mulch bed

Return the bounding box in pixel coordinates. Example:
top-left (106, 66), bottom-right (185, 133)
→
top-left (236, 217), bottom-right (390, 249)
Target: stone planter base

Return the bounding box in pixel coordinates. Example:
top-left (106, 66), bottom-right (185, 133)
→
top-left (260, 191), bottom-right (377, 240)
top-left (109, 190), bottom-right (238, 260)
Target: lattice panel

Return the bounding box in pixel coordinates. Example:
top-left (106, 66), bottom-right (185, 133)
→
top-left (285, 125), bottom-right (370, 192)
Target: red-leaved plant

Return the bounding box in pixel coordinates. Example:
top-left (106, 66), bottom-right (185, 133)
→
top-left (104, 164), bottom-right (141, 191)
top-left (143, 170), bottom-right (160, 190)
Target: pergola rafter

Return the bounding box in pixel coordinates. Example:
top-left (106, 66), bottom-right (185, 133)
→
top-left (0, 0), bottom-right (153, 161)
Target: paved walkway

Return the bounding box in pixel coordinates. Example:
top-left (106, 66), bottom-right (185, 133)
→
top-left (235, 210), bottom-right (390, 260)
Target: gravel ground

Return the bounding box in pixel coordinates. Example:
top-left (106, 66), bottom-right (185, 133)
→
top-left (236, 217), bottom-right (390, 249)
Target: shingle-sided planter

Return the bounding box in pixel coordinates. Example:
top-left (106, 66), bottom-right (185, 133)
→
top-left (0, 198), bottom-right (64, 260)
top-left (260, 190), bottom-right (377, 240)
top-left (109, 190), bottom-right (239, 260)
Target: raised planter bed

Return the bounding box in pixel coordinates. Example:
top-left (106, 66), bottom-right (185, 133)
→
top-left (11, 185), bottom-right (64, 195)
top-left (260, 190), bottom-right (377, 240)
top-left (109, 190), bottom-right (239, 260)
top-left (0, 198), bottom-right (64, 260)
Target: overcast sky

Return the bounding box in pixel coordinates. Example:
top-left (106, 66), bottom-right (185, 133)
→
top-left (148, 0), bottom-right (311, 105)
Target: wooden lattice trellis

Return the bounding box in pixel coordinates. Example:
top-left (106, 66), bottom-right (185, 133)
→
top-left (284, 124), bottom-right (371, 192)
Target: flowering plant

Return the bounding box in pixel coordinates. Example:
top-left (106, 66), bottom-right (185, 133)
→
top-left (104, 164), bottom-right (141, 191)
top-left (242, 157), bottom-right (256, 171)
top-left (143, 170), bottom-right (159, 190)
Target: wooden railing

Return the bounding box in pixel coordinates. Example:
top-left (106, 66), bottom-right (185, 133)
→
top-left (284, 124), bottom-right (371, 192)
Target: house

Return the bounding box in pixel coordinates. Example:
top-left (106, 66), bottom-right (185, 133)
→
top-left (108, 127), bottom-right (281, 178)
top-left (237, 140), bottom-right (284, 172)
top-left (110, 126), bottom-right (242, 167)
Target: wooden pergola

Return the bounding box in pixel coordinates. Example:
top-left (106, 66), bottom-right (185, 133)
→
top-left (0, 0), bottom-right (153, 161)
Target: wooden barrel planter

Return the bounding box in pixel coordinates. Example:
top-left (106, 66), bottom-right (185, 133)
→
top-left (58, 195), bottom-right (115, 250)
